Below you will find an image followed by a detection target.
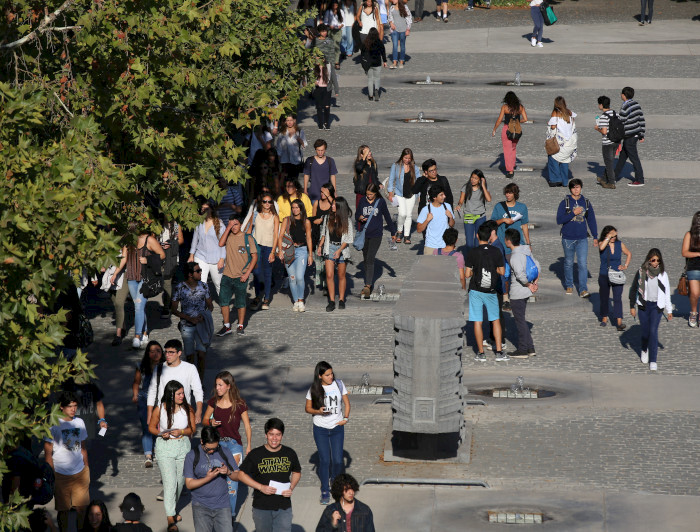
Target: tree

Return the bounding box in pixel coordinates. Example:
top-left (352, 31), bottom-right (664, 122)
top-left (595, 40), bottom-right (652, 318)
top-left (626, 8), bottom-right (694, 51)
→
top-left (0, 1), bottom-right (315, 527)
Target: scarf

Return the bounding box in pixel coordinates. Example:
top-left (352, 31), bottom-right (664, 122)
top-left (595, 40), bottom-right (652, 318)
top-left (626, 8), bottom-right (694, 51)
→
top-left (638, 264), bottom-right (662, 302)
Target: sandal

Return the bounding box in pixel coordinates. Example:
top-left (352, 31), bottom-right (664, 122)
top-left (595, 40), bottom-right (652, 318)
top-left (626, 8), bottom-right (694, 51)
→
top-left (404, 237), bottom-right (411, 244)
top-left (334, 63), bottom-right (340, 70)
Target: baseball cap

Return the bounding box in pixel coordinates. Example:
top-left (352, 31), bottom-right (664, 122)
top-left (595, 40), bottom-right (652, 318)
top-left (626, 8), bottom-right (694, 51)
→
top-left (120, 492), bottom-right (144, 521)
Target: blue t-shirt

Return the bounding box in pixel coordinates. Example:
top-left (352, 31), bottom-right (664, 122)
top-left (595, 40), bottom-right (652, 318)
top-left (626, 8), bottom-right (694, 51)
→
top-left (490, 201), bottom-right (528, 255)
top-left (184, 445), bottom-right (239, 509)
top-left (417, 203), bottom-right (454, 249)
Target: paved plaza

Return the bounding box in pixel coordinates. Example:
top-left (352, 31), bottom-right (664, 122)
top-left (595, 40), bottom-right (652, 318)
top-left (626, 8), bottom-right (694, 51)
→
top-left (65, 1), bottom-right (700, 530)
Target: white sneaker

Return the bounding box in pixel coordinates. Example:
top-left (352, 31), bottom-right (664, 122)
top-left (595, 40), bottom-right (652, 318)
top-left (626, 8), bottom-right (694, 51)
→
top-left (641, 350), bottom-right (649, 364)
top-left (649, 362), bottom-right (657, 371)
top-left (298, 301), bottom-right (306, 312)
top-left (536, 42), bottom-right (543, 48)
top-left (531, 37), bottom-right (536, 47)
top-left (482, 339), bottom-right (490, 347)
top-left (141, 334), bottom-right (149, 346)
top-left (293, 302), bottom-right (300, 312)
top-left (132, 337), bottom-right (141, 349)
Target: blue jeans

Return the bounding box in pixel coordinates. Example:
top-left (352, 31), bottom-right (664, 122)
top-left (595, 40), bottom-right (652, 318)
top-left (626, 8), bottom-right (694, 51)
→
top-left (137, 397), bottom-right (155, 456)
top-left (254, 245), bottom-right (273, 300)
top-left (391, 31), bottom-right (407, 62)
top-left (127, 280), bottom-right (148, 336)
top-left (312, 424), bottom-right (345, 495)
top-left (548, 156), bottom-right (569, 186)
top-left (463, 215), bottom-right (486, 252)
top-left (219, 439), bottom-right (243, 517)
top-left (615, 136), bottom-right (644, 183)
top-left (341, 25), bottom-right (354, 55)
top-left (639, 300), bottom-right (662, 363)
top-left (192, 504), bottom-right (232, 532)
top-left (252, 508), bottom-right (293, 532)
top-left (530, 5), bottom-right (543, 42)
top-left (285, 246), bottom-right (308, 301)
top-left (562, 238), bottom-right (589, 292)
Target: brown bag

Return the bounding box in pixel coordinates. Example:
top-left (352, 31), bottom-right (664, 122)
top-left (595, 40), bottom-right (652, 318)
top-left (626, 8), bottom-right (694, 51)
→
top-left (545, 135), bottom-right (559, 156)
top-left (677, 271), bottom-right (689, 296)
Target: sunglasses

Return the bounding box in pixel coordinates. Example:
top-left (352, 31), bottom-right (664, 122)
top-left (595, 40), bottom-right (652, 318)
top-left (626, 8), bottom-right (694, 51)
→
top-left (203, 445), bottom-right (220, 454)
top-left (193, 269), bottom-right (202, 273)
top-left (649, 258), bottom-right (660, 263)
top-left (262, 200), bottom-right (273, 204)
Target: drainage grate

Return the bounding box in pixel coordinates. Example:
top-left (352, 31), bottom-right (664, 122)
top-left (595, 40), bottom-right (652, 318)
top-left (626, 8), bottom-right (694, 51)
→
top-left (347, 385), bottom-right (393, 395)
top-left (472, 388), bottom-right (556, 399)
top-left (365, 293), bottom-right (400, 301)
top-left (492, 389), bottom-right (537, 399)
top-left (488, 511), bottom-right (544, 524)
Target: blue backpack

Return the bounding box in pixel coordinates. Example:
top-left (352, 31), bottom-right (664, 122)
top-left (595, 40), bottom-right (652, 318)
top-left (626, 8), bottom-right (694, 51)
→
top-left (505, 254), bottom-right (539, 283)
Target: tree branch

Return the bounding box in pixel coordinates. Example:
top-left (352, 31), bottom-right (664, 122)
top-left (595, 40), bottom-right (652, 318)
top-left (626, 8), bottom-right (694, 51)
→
top-left (0, 0), bottom-right (78, 50)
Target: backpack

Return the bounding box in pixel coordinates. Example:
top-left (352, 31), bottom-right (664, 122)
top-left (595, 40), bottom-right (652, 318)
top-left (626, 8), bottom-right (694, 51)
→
top-left (12, 447), bottom-right (55, 505)
top-left (506, 117), bottom-right (522, 141)
top-left (241, 233), bottom-right (260, 272)
top-left (606, 110), bottom-right (625, 143)
top-left (437, 249), bottom-right (458, 256)
top-left (505, 254), bottom-right (538, 283)
top-left (192, 445), bottom-right (234, 476)
top-left (140, 250), bottom-right (164, 298)
top-left (474, 246), bottom-right (500, 292)
top-left (562, 196), bottom-right (591, 237)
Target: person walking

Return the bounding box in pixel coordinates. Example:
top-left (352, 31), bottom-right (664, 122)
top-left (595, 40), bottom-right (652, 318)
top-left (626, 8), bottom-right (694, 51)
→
top-left (276, 116), bottom-right (307, 180)
top-left (304, 139), bottom-right (338, 204)
top-left (184, 426), bottom-right (240, 532)
top-left (318, 196), bottom-right (354, 311)
top-left (387, 148), bottom-right (420, 245)
top-left (412, 159), bottom-right (454, 215)
top-left (353, 145), bottom-right (380, 210)
top-left (456, 169), bottom-right (491, 252)
top-left (529, 0), bottom-right (544, 47)
top-left (492, 92), bottom-right (527, 179)
top-left (279, 199), bottom-right (314, 311)
top-left (311, 183), bottom-right (336, 294)
top-left (188, 200), bottom-right (226, 301)
top-left (82, 500), bottom-right (112, 532)
top-left (416, 184), bottom-right (455, 255)
top-left (387, 0), bottom-right (412, 68)
top-left (556, 179), bottom-right (598, 297)
top-left (315, 474), bottom-right (375, 531)
top-left (598, 226), bottom-right (631, 330)
top-left (202, 371), bottom-right (252, 518)
top-left (159, 219), bottom-right (184, 319)
top-left (324, 1), bottom-right (345, 69)
top-left (314, 25), bottom-right (340, 100)
top-left (629, 249), bottom-right (673, 371)
top-left (681, 211), bottom-right (700, 328)
top-left (639, 0), bottom-right (654, 25)
top-left (594, 95), bottom-right (621, 189)
top-left (355, 183), bottom-right (396, 298)
top-left (340, 0), bottom-right (357, 58)
top-left (547, 96), bottom-right (578, 187)
top-left (434, 228), bottom-right (466, 290)
top-left (615, 87), bottom-right (646, 187)
top-left (237, 418), bottom-right (302, 532)
top-left (305, 362), bottom-right (351, 505)
top-left (491, 182), bottom-right (531, 257)
top-left (356, 0), bottom-right (382, 44)
top-left (112, 493), bottom-right (153, 532)
top-left (248, 192), bottom-right (280, 311)
top-left (361, 28), bottom-right (387, 101)
top-left (148, 380), bottom-right (196, 532)
top-left (312, 63), bottom-right (332, 131)
top-left (132, 340), bottom-right (164, 468)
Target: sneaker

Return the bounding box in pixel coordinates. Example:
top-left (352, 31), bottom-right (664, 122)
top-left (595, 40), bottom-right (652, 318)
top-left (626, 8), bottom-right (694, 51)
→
top-left (237, 325), bottom-right (245, 336)
top-left (580, 291), bottom-right (591, 298)
top-left (474, 352), bottom-right (487, 362)
top-left (502, 300), bottom-right (512, 312)
top-left (493, 342), bottom-right (507, 351)
top-left (616, 323), bottom-right (627, 331)
top-left (389, 63), bottom-right (397, 69)
top-left (326, 301), bottom-right (336, 312)
top-left (141, 334), bottom-right (149, 345)
top-left (132, 337), bottom-right (141, 349)
top-left (398, 63), bottom-right (404, 69)
top-left (293, 301), bottom-right (300, 312)
top-left (298, 301), bottom-right (306, 312)
top-left (320, 492), bottom-right (331, 505)
top-left (508, 350), bottom-right (529, 359)
top-left (536, 42), bottom-right (543, 48)
top-left (527, 348), bottom-right (536, 356)
top-left (338, 300), bottom-right (346, 309)
top-left (111, 334), bottom-right (123, 346)
top-left (443, 16), bottom-right (448, 22)
top-left (531, 37), bottom-right (537, 47)
top-left (145, 456), bottom-right (153, 468)
top-left (156, 490), bottom-right (164, 501)
top-left (249, 297), bottom-right (261, 310)
top-left (628, 181), bottom-right (644, 187)
top-left (261, 300), bottom-right (270, 310)
top-left (466, 6), bottom-right (474, 10)
top-left (689, 313), bottom-right (698, 328)
top-left (600, 320), bottom-right (608, 327)
top-left (216, 325), bottom-right (232, 337)
top-left (495, 351), bottom-right (510, 362)
top-left (565, 287), bottom-right (573, 295)
top-left (641, 350), bottom-right (649, 364)
top-left (482, 339), bottom-right (490, 347)
top-left (639, 20), bottom-right (645, 26)
top-left (649, 362), bottom-right (657, 371)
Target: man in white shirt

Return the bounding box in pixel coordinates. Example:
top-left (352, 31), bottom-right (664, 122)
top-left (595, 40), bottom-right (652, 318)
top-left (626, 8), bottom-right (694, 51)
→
top-left (147, 338), bottom-right (204, 424)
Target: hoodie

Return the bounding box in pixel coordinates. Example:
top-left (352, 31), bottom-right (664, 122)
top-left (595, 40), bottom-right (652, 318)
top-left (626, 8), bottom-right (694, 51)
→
top-left (508, 245), bottom-right (540, 300)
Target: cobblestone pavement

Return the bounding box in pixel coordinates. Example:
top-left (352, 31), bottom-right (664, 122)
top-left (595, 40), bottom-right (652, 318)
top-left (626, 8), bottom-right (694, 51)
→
top-left (76, 3), bottom-right (700, 526)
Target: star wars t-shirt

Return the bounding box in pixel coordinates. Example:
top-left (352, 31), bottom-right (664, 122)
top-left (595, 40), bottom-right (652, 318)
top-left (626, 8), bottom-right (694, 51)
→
top-left (239, 445), bottom-right (301, 511)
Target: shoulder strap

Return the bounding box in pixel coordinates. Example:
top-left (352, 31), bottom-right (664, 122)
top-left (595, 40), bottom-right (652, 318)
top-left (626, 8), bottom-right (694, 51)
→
top-left (154, 362), bottom-right (164, 407)
top-left (565, 196), bottom-right (570, 213)
top-left (193, 445), bottom-right (200, 470)
top-left (217, 447), bottom-right (233, 470)
top-left (500, 201), bottom-right (511, 218)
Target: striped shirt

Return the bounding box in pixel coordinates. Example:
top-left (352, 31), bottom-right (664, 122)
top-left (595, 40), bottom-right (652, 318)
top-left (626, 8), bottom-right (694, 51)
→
top-left (619, 99), bottom-right (645, 139)
top-left (597, 109), bottom-right (615, 146)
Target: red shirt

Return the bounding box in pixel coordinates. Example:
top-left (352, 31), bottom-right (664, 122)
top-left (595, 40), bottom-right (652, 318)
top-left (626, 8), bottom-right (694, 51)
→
top-left (207, 398), bottom-right (248, 444)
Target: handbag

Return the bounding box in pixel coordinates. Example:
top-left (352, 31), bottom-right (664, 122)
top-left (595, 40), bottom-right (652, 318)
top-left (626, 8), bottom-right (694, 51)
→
top-left (545, 132), bottom-right (559, 156)
top-left (677, 268), bottom-right (689, 296)
top-left (353, 198), bottom-right (380, 251)
top-left (540, 1), bottom-right (558, 26)
top-left (608, 267), bottom-right (626, 285)
top-left (280, 230), bottom-right (295, 266)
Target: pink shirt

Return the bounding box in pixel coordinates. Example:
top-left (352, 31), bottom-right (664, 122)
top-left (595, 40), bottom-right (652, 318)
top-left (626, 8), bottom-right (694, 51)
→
top-left (433, 248), bottom-right (465, 270)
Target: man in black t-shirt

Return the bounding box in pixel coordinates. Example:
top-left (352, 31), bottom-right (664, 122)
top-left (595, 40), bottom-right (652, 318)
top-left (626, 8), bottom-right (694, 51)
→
top-left (238, 418), bottom-right (301, 532)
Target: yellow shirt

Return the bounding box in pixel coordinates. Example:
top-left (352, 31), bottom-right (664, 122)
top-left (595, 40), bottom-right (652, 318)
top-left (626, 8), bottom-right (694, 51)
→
top-left (277, 193), bottom-right (313, 221)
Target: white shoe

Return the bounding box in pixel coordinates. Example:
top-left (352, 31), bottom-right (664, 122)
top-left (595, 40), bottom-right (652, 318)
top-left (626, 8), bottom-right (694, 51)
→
top-left (531, 37), bottom-right (536, 47)
top-left (641, 350), bottom-right (649, 364)
top-left (298, 301), bottom-right (306, 312)
top-left (536, 42), bottom-right (543, 48)
top-left (132, 337), bottom-right (141, 349)
top-left (482, 339), bottom-right (490, 347)
top-left (140, 334), bottom-right (149, 346)
top-left (293, 302), bottom-right (300, 312)
top-left (649, 362), bottom-right (657, 371)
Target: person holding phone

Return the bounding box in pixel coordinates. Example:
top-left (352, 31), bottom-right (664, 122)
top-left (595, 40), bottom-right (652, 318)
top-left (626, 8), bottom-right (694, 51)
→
top-left (305, 362), bottom-right (351, 505)
top-left (202, 371), bottom-right (252, 518)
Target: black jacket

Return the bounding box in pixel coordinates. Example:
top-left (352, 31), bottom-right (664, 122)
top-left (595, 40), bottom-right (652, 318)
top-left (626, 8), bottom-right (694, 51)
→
top-left (412, 174), bottom-right (454, 213)
top-left (362, 41), bottom-right (386, 67)
top-left (316, 499), bottom-right (375, 532)
top-left (354, 159), bottom-right (379, 194)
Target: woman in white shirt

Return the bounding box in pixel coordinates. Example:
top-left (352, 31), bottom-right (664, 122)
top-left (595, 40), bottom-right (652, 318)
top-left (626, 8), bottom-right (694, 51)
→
top-left (629, 249), bottom-right (673, 371)
top-left (356, 0), bottom-right (382, 44)
top-left (547, 96), bottom-right (578, 187)
top-left (305, 361), bottom-right (351, 505)
top-left (188, 200), bottom-right (226, 297)
top-left (324, 0), bottom-right (344, 69)
top-left (340, 0), bottom-right (357, 58)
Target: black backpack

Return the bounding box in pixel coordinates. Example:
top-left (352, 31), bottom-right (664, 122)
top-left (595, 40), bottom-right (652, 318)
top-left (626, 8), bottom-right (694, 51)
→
top-left (140, 251), bottom-right (164, 298)
top-left (474, 245), bottom-right (500, 292)
top-left (606, 110), bottom-right (625, 143)
top-left (12, 447), bottom-right (55, 505)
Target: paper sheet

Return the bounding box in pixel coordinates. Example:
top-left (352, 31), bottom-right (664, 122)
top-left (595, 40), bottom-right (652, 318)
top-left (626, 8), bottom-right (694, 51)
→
top-left (269, 480), bottom-right (290, 495)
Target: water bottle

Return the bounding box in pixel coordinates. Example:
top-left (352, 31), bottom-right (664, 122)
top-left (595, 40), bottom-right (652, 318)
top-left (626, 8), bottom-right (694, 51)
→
top-left (378, 284), bottom-right (385, 296)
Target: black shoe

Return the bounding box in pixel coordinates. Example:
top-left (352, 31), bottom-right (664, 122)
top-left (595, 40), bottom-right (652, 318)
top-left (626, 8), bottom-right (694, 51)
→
top-left (527, 348), bottom-right (536, 356)
top-left (326, 301), bottom-right (336, 312)
top-left (318, 124), bottom-right (324, 129)
top-left (368, 95), bottom-right (373, 101)
top-left (508, 350), bottom-right (530, 359)
top-left (338, 300), bottom-right (346, 309)
top-left (502, 300), bottom-right (512, 312)
top-left (237, 325), bottom-right (245, 336)
top-left (111, 335), bottom-right (123, 346)
top-left (374, 89), bottom-right (379, 101)
top-left (216, 325), bottom-right (232, 337)
top-left (616, 323), bottom-right (627, 331)
top-left (548, 182), bottom-right (559, 187)
top-left (600, 321), bottom-right (608, 327)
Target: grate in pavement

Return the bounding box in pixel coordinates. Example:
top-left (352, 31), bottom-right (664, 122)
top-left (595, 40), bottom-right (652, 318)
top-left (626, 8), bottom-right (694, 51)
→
top-left (472, 388), bottom-right (556, 399)
top-left (347, 385), bottom-right (393, 395)
top-left (487, 511), bottom-right (544, 524)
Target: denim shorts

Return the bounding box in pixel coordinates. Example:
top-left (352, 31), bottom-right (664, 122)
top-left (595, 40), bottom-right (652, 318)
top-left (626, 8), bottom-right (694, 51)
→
top-left (180, 323), bottom-right (206, 354)
top-left (687, 270), bottom-right (700, 281)
top-left (326, 242), bottom-right (346, 264)
top-left (468, 290), bottom-right (500, 322)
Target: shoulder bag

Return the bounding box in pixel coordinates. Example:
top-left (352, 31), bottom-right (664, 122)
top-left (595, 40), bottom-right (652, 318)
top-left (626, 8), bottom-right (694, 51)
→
top-left (677, 261), bottom-right (689, 296)
top-left (545, 126), bottom-right (560, 155)
top-left (353, 199), bottom-right (380, 251)
top-left (280, 219), bottom-right (296, 266)
top-left (608, 267), bottom-right (627, 285)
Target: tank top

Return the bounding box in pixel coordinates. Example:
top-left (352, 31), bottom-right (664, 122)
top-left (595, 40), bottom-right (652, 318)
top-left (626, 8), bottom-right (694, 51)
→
top-left (289, 219), bottom-right (307, 246)
top-left (688, 235), bottom-right (700, 271)
top-left (360, 9), bottom-right (377, 34)
top-left (503, 109), bottom-right (521, 125)
top-left (253, 212), bottom-right (275, 247)
top-left (599, 241), bottom-right (622, 277)
top-left (159, 407), bottom-right (189, 437)
top-left (126, 244), bottom-right (146, 281)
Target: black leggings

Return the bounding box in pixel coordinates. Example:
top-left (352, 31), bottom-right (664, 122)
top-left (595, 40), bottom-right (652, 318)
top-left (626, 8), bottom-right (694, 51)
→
top-left (314, 86), bottom-right (331, 127)
top-left (362, 237), bottom-right (382, 287)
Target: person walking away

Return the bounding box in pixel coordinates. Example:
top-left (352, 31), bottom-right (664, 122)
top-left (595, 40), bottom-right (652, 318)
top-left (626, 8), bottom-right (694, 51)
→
top-left (388, 0), bottom-right (412, 68)
top-left (237, 418), bottom-right (302, 532)
top-left (416, 184), bottom-right (455, 255)
top-left (315, 474), bottom-right (375, 532)
top-left (361, 28), bottom-right (387, 101)
top-left (312, 63), bottom-right (332, 130)
top-left (434, 228), bottom-right (466, 290)
top-left (492, 92), bottom-right (527, 179)
top-left (594, 95), bottom-right (621, 189)
top-left (387, 148), bottom-right (420, 244)
top-left (615, 86), bottom-right (646, 187)
top-left (456, 169), bottom-right (491, 252)
top-left (529, 0), bottom-right (544, 47)
top-left (304, 139), bottom-right (338, 204)
top-left (681, 211), bottom-right (700, 327)
top-left (629, 249), bottom-right (673, 371)
top-left (160, 219), bottom-right (184, 318)
top-left (318, 196), bottom-right (354, 311)
top-left (556, 179), bottom-right (598, 297)
top-left (598, 226), bottom-right (631, 330)
top-left (305, 362), bottom-right (351, 505)
top-left (504, 228), bottom-right (540, 358)
top-left (547, 96), bottom-right (578, 187)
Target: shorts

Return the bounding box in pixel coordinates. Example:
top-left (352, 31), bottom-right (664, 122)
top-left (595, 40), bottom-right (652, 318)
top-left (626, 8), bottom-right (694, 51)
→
top-left (436, 0), bottom-right (448, 4)
top-left (181, 323), bottom-right (207, 354)
top-left (687, 270), bottom-right (700, 281)
top-left (220, 275), bottom-right (248, 309)
top-left (468, 290), bottom-right (500, 322)
top-left (326, 243), bottom-right (346, 264)
top-left (54, 466), bottom-right (90, 511)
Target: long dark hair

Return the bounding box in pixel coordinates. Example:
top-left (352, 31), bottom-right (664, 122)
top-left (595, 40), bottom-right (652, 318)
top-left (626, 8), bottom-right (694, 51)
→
top-left (328, 0), bottom-right (342, 22)
top-left (256, 192), bottom-right (278, 217)
top-left (282, 179), bottom-right (302, 202)
top-left (314, 63), bottom-right (329, 85)
top-left (161, 380), bottom-right (192, 431)
top-left (396, 148), bottom-right (416, 188)
top-left (328, 196), bottom-right (351, 236)
top-left (212, 370), bottom-right (247, 422)
top-left (139, 341), bottom-right (163, 377)
top-left (362, 27), bottom-right (380, 51)
top-left (290, 198), bottom-right (308, 228)
top-left (366, 181), bottom-right (382, 200)
top-left (689, 211), bottom-right (700, 251)
top-left (320, 182), bottom-right (336, 202)
top-left (394, 0), bottom-right (409, 18)
top-left (464, 169), bottom-right (486, 203)
top-left (599, 225), bottom-right (617, 242)
top-left (310, 361), bottom-right (334, 409)
top-left (642, 248), bottom-right (665, 275)
top-left (503, 91), bottom-right (521, 113)
top-left (81, 500), bottom-right (112, 532)
top-left (203, 199), bottom-right (222, 238)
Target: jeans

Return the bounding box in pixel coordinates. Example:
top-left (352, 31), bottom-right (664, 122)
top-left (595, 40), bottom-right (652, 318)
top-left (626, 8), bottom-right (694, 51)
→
top-left (252, 508), bottom-right (293, 532)
top-left (598, 274), bottom-right (624, 321)
top-left (500, 125), bottom-right (518, 173)
top-left (195, 258), bottom-right (223, 296)
top-left (219, 439), bottom-right (243, 517)
top-left (531, 5), bottom-right (544, 42)
top-left (254, 245), bottom-right (273, 300)
top-left (615, 136), bottom-right (644, 183)
top-left (391, 31), bottom-right (407, 62)
top-left (155, 437), bottom-right (191, 517)
top-left (362, 237), bottom-right (382, 287)
top-left (341, 25), bottom-right (354, 56)
top-left (312, 424), bottom-right (345, 494)
top-left (192, 504), bottom-right (233, 532)
top-left (463, 215), bottom-right (486, 251)
top-left (367, 66), bottom-right (382, 95)
top-left (562, 238), bottom-right (589, 292)
top-left (639, 300), bottom-right (662, 363)
top-left (548, 156), bottom-right (569, 186)
top-left (137, 397), bottom-right (154, 456)
top-left (602, 143), bottom-right (617, 184)
top-left (640, 0), bottom-right (654, 22)
top-left (511, 298), bottom-right (534, 352)
top-left (127, 280), bottom-right (148, 336)
top-left (396, 194), bottom-right (417, 237)
top-left (285, 246), bottom-right (308, 301)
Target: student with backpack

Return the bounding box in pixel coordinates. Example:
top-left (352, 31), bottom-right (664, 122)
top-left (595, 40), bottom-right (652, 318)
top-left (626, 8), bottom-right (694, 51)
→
top-left (505, 228), bottom-right (540, 358)
top-left (466, 224), bottom-right (507, 362)
top-left (434, 228), bottom-right (466, 290)
top-left (456, 169), bottom-right (492, 252)
top-left (594, 95), bottom-right (623, 189)
top-left (416, 184), bottom-right (455, 255)
top-left (492, 92), bottom-right (528, 179)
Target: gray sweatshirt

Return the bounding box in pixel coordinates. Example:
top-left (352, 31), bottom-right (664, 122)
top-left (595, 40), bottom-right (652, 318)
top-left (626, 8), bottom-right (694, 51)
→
top-left (508, 245), bottom-right (540, 300)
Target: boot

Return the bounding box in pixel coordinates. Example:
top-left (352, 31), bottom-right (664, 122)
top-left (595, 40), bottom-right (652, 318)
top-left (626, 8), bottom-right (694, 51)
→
top-left (316, 109), bottom-right (324, 129)
top-left (374, 88), bottom-right (380, 101)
